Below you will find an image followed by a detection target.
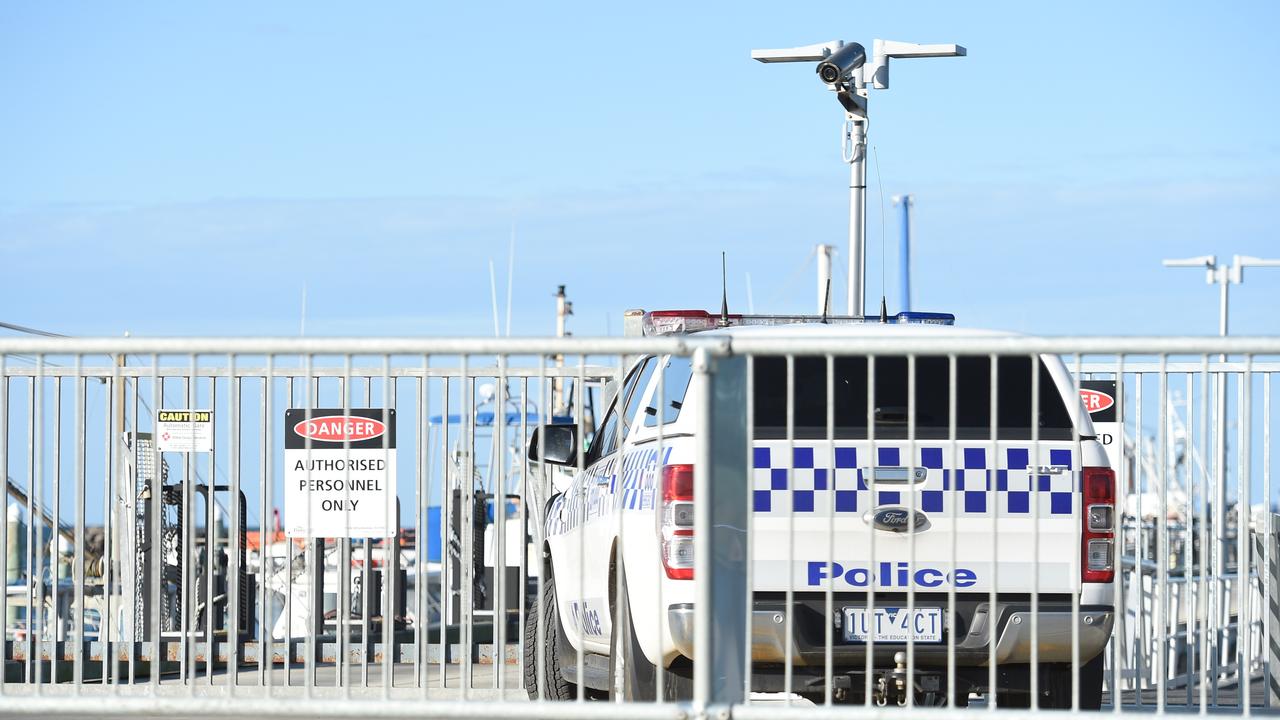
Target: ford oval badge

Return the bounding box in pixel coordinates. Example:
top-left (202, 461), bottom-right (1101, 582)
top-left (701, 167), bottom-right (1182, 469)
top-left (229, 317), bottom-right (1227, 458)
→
top-left (869, 506), bottom-right (929, 533)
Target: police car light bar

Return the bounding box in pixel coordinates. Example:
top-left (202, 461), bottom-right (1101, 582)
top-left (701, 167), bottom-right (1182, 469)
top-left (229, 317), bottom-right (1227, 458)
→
top-left (635, 309), bottom-right (955, 336)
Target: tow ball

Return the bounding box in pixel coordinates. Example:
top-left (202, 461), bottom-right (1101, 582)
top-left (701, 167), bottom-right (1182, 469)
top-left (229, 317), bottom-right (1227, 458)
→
top-left (872, 652), bottom-right (944, 707)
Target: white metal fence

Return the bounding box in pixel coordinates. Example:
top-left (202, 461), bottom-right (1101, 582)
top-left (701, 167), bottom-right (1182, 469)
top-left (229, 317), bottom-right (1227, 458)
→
top-left (0, 335), bottom-right (1277, 718)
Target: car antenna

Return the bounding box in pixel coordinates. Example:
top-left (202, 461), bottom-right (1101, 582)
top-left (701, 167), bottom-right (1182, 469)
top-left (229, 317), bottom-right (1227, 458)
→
top-left (821, 278), bottom-right (831, 324)
top-left (718, 251), bottom-right (731, 327)
top-left (879, 295), bottom-right (889, 323)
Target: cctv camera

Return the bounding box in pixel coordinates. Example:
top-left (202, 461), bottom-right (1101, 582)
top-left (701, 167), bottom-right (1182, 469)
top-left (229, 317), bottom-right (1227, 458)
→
top-left (815, 42), bottom-right (866, 86)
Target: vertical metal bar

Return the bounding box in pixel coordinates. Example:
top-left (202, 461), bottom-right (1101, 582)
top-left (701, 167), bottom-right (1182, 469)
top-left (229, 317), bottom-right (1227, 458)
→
top-left (1239, 356), bottom-right (1252, 714)
top-left (30, 364), bottom-right (41, 689)
top-left (262, 358), bottom-right (273, 694)
top-left (74, 369), bottom-right (86, 688)
top-left (462, 357), bottom-right (474, 696)
top-left (1071, 353), bottom-right (1083, 711)
top-left (783, 354), bottom-right (794, 704)
top-left (417, 361), bottom-right (427, 696)
top-left (207, 374), bottom-right (218, 688)
top-left (284, 375), bottom-right (294, 688)
top-left (535, 357), bottom-right (548, 701)
top-left (127, 371), bottom-right (137, 687)
top-left (1199, 356), bottom-right (1209, 713)
top-left (573, 357), bottom-right (584, 703)
top-left (149, 359), bottom-right (161, 689)
top-left (1213, 368), bottom-right (1225, 707)
top-left (823, 354), bottom-right (834, 706)
top-left (905, 353), bottom-right (917, 710)
top-left (742, 354), bottom-right (753, 706)
top-left (864, 354), bottom-right (876, 707)
top-left (340, 366), bottom-right (350, 691)
top-left (230, 361), bottom-right (242, 693)
top-left (1158, 356), bottom-right (1168, 713)
top-left (516, 373), bottom-right (527, 696)
top-left (1141, 366), bottom-right (1152, 702)
top-left (1185, 371), bottom-right (1196, 705)
top-left (494, 356), bottom-right (507, 691)
top-left (438, 374), bottom-right (449, 691)
top-left (104, 361), bottom-right (117, 686)
top-left (947, 354), bottom-right (958, 708)
top-left (1265, 372), bottom-right (1273, 709)
top-left (51, 373), bottom-right (61, 688)
top-left (654, 356), bottom-right (666, 703)
top-left (609, 357), bottom-right (624, 701)
top-left (0, 366), bottom-right (6, 695)
top-left (182, 368), bottom-right (193, 691)
top-left (987, 354), bottom-right (998, 709)
top-left (363, 374), bottom-right (372, 690)
top-left (302, 360), bottom-right (313, 696)
top-left (695, 349), bottom-right (747, 710)
top-left (1113, 355), bottom-right (1126, 713)
top-left (1029, 354), bottom-right (1040, 711)
top-left (383, 361), bottom-right (393, 697)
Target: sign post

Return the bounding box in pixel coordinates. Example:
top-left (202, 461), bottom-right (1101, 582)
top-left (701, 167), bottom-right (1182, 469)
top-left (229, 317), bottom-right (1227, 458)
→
top-left (284, 408), bottom-right (396, 538)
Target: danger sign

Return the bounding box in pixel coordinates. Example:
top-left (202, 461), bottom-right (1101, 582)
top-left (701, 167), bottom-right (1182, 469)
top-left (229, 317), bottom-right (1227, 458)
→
top-left (284, 408), bottom-right (396, 538)
top-left (1079, 381), bottom-right (1119, 472)
top-left (157, 409), bottom-right (213, 453)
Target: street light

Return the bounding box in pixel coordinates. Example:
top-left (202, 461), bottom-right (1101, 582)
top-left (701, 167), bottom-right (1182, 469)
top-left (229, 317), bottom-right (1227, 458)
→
top-left (1162, 254), bottom-right (1280, 337)
top-left (1162, 253), bottom-right (1280, 602)
top-left (753, 39), bottom-right (965, 315)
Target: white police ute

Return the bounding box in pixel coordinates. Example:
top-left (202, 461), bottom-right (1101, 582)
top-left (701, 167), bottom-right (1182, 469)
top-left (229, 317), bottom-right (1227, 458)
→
top-left (524, 310), bottom-right (1115, 708)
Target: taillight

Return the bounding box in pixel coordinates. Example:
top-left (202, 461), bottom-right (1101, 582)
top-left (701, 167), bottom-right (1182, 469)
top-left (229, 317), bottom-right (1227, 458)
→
top-left (1082, 466), bottom-right (1115, 583)
top-left (661, 464), bottom-right (694, 579)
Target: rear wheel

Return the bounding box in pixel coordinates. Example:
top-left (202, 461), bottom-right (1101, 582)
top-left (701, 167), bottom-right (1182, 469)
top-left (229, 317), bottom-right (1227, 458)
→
top-left (607, 564), bottom-right (692, 701)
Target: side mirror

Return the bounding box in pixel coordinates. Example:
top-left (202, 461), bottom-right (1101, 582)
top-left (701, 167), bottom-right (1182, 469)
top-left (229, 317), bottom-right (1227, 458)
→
top-left (528, 424), bottom-right (578, 466)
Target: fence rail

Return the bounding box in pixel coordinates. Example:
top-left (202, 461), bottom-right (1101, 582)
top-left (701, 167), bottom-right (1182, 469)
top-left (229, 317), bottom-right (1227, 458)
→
top-left (1, 335), bottom-right (1278, 717)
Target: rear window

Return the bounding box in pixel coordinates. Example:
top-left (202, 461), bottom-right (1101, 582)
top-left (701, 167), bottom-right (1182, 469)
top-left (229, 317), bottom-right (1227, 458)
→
top-left (752, 355), bottom-right (1076, 440)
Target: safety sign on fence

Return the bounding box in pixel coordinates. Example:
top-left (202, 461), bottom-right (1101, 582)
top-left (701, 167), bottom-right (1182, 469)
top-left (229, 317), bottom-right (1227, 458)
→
top-left (156, 409), bottom-right (214, 452)
top-left (284, 408), bottom-right (397, 538)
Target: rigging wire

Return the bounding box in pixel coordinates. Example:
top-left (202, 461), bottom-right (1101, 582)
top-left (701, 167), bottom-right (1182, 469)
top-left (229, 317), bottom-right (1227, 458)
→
top-left (765, 245), bottom-right (817, 310)
top-left (873, 146), bottom-right (888, 307)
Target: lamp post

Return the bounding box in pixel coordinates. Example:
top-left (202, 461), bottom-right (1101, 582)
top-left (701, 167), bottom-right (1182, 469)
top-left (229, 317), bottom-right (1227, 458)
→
top-left (753, 39), bottom-right (963, 316)
top-left (1162, 253), bottom-right (1280, 645)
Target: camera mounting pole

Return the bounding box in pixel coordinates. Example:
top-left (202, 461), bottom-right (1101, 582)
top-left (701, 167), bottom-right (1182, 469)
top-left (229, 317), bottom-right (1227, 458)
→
top-left (753, 39), bottom-right (965, 316)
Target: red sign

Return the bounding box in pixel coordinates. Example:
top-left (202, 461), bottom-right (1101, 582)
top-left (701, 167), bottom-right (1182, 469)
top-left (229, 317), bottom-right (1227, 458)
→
top-left (1079, 388), bottom-right (1115, 415)
top-left (292, 416), bottom-right (386, 443)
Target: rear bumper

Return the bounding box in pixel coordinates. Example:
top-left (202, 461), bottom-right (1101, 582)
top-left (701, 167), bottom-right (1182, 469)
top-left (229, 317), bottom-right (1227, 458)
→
top-left (668, 594), bottom-right (1113, 667)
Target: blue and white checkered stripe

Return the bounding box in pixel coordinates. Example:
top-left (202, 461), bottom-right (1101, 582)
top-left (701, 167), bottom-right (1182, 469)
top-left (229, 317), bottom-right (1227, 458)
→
top-left (751, 445), bottom-right (1076, 517)
top-left (545, 445), bottom-right (673, 536)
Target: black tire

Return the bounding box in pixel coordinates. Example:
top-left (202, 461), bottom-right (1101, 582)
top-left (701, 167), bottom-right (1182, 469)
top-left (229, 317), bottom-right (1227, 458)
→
top-left (995, 655), bottom-right (1104, 710)
top-left (523, 573), bottom-right (576, 700)
top-left (607, 563), bottom-right (692, 702)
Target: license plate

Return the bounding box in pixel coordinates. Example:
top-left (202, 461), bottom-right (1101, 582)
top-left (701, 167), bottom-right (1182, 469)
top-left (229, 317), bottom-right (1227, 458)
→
top-left (843, 607), bottom-right (943, 643)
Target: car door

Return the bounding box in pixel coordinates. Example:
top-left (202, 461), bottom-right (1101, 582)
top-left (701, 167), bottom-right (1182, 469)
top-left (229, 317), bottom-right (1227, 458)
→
top-left (568, 357), bottom-right (657, 652)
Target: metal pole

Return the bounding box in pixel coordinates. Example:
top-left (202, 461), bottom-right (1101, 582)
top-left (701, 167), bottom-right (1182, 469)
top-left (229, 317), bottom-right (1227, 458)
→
top-left (553, 286), bottom-right (569, 414)
top-left (691, 348), bottom-right (748, 712)
top-left (896, 194), bottom-right (913, 312)
top-left (846, 118), bottom-right (867, 316)
top-left (1215, 267), bottom-right (1229, 641)
top-left (816, 244), bottom-right (834, 314)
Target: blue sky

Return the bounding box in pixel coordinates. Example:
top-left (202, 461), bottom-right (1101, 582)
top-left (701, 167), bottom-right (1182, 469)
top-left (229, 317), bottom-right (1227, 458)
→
top-left (2, 1), bottom-right (1279, 337)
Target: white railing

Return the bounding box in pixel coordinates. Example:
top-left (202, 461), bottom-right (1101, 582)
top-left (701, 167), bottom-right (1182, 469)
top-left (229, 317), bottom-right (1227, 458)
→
top-left (0, 335), bottom-right (1277, 718)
